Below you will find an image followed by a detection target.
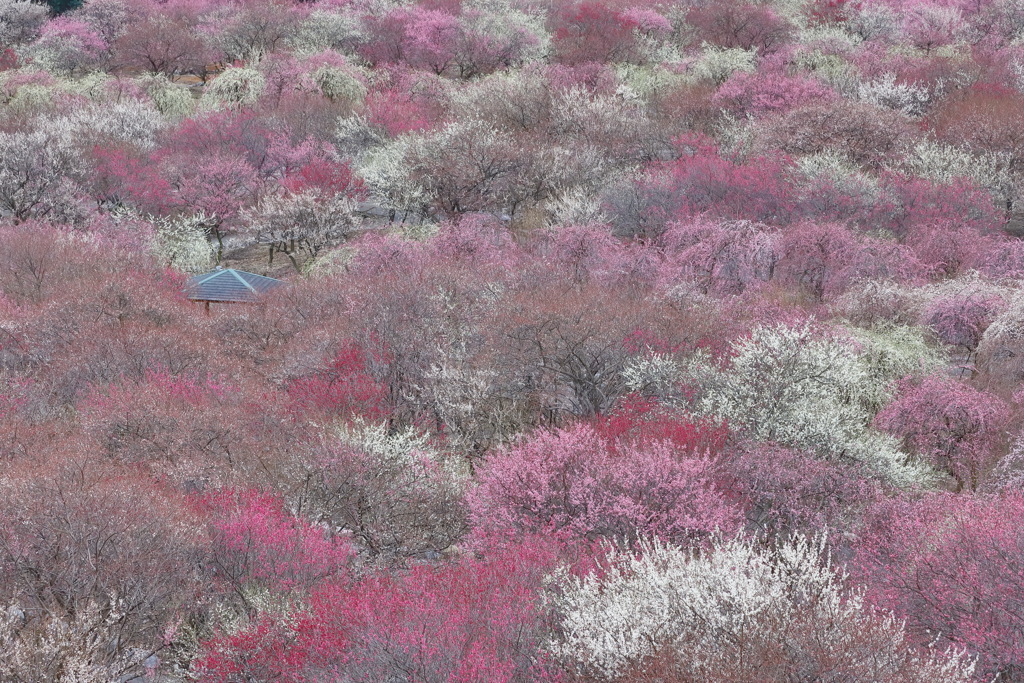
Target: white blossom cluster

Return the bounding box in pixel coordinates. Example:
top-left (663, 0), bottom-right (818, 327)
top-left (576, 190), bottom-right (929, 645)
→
top-left (545, 187), bottom-right (609, 226)
top-left (357, 133), bottom-right (434, 214)
top-left (979, 292), bottom-right (1024, 367)
top-left (0, 597), bottom-right (143, 682)
top-left (622, 353), bottom-right (685, 396)
top-left (289, 9), bottom-right (363, 55)
top-left (462, 0), bottom-right (551, 65)
top-left (337, 420), bottom-right (468, 482)
top-left (548, 536), bottom-right (975, 681)
top-left (790, 48), bottom-right (859, 93)
top-left (689, 44), bottom-right (756, 84)
top-left (200, 67), bottom-right (266, 111)
top-left (613, 64), bottom-right (690, 103)
top-left (306, 65), bottom-right (367, 105)
top-left (857, 73), bottom-right (933, 118)
top-left (137, 74), bottom-right (196, 119)
top-left (424, 361), bottom-right (529, 451)
top-left (40, 99), bottom-right (166, 151)
top-left (242, 191), bottom-right (360, 264)
top-left (0, 0), bottom-right (46, 47)
top-left (0, 128), bottom-right (85, 222)
top-left (845, 323), bottom-right (943, 413)
top-left (330, 420), bottom-right (469, 553)
top-left (694, 323), bottom-right (935, 487)
top-left (897, 138), bottom-right (1015, 209)
top-left (846, 4), bottom-right (900, 42)
top-left (795, 150), bottom-right (881, 201)
top-left (150, 212), bottom-right (217, 274)
top-left (833, 279), bottom-right (919, 327)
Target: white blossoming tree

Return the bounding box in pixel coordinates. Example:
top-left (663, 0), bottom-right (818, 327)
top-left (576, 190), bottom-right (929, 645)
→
top-left (199, 67), bottom-right (266, 111)
top-left (0, 0), bottom-right (46, 47)
top-left (0, 129), bottom-right (85, 223)
top-left (240, 192), bottom-right (361, 272)
top-left (548, 536), bottom-right (975, 682)
top-left (151, 212), bottom-right (217, 274)
top-left (693, 323), bottom-right (936, 487)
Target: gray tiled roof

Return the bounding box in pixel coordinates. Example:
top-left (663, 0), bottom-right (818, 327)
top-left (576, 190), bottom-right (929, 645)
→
top-left (185, 269), bottom-right (284, 303)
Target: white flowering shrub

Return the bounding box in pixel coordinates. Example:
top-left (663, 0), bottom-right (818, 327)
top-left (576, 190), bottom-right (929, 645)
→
top-left (151, 212), bottom-right (216, 274)
top-left (0, 128), bottom-right (85, 222)
top-left (552, 87), bottom-right (646, 141)
top-left (334, 113), bottom-right (386, 157)
top-left (0, 0), bottom-right (47, 46)
top-left (357, 134), bottom-right (433, 214)
top-left (613, 64), bottom-right (690, 103)
top-left (795, 150), bottom-right (881, 201)
top-left (0, 72), bottom-right (53, 114)
top-left (1012, 57), bottom-right (1024, 92)
top-left (845, 324), bottom-right (942, 413)
top-left (19, 24), bottom-right (107, 77)
top-left (0, 597), bottom-right (144, 682)
top-left (338, 420), bottom-right (464, 477)
top-left (359, 118), bottom-right (534, 215)
top-left (857, 72), bottom-right (933, 117)
top-left (832, 279), bottom-right (919, 327)
top-left (897, 139), bottom-right (1015, 209)
top-left (306, 64), bottom-right (366, 104)
top-left (241, 191), bottom-right (360, 269)
top-left (545, 187), bottom-right (608, 226)
top-left (694, 323), bottom-right (935, 487)
top-left (448, 67), bottom-right (547, 130)
top-left (846, 4), bottom-right (900, 42)
top-left (73, 0), bottom-right (133, 43)
top-left (317, 420), bottom-right (468, 557)
top-left (137, 74), bottom-right (195, 119)
top-left (289, 9), bottom-right (362, 54)
top-left (550, 87), bottom-right (663, 168)
top-left (794, 24), bottom-right (860, 52)
top-left (790, 48), bottom-right (859, 93)
top-left (982, 295), bottom-right (1024, 345)
top-left (462, 0), bottom-right (551, 65)
top-left (977, 292), bottom-right (1024, 383)
top-left (423, 361), bottom-right (530, 452)
top-left (548, 536), bottom-right (975, 681)
top-left (199, 67), bottom-right (266, 111)
top-left (41, 99), bottom-right (165, 151)
top-left (689, 44), bottom-right (756, 84)
top-left (622, 353), bottom-right (684, 396)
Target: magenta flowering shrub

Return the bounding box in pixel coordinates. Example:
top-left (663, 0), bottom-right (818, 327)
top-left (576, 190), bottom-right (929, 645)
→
top-left (468, 423), bottom-right (741, 547)
top-left (714, 69), bottom-right (836, 117)
top-left (875, 375), bottom-right (1010, 490)
top-left (922, 289), bottom-right (1007, 349)
top-left (857, 494), bottom-right (1024, 681)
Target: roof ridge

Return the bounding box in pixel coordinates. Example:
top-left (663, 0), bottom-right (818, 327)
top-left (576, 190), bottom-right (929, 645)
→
top-left (227, 268), bottom-right (258, 293)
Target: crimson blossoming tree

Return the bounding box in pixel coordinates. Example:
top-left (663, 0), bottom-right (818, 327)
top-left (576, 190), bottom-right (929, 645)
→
top-left (196, 538), bottom-right (563, 682)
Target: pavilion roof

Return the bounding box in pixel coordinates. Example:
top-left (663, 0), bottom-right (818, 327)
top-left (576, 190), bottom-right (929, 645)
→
top-left (185, 268), bottom-right (284, 303)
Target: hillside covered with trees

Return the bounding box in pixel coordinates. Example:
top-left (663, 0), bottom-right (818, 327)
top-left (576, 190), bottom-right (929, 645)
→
top-left (2, 0), bottom-right (1024, 679)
